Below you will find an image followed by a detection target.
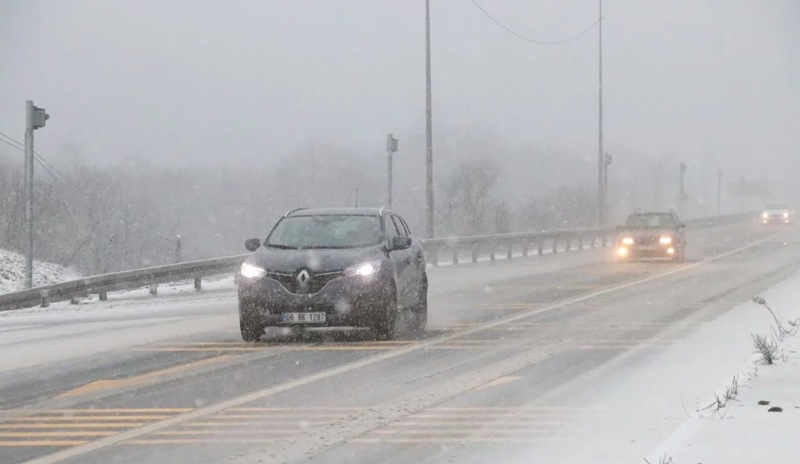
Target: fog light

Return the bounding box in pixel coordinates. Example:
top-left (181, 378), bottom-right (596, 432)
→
top-left (667, 247), bottom-right (675, 255)
top-left (617, 247), bottom-right (629, 258)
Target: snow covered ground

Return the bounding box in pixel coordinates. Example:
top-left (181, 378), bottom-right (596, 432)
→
top-left (648, 272), bottom-right (800, 464)
top-left (0, 248), bottom-right (81, 294)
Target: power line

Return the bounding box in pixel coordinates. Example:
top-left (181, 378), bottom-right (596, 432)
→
top-left (470, 0), bottom-right (599, 45)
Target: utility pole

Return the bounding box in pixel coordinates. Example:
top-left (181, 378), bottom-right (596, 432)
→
top-left (24, 100), bottom-right (49, 289)
top-left (597, 0), bottom-right (604, 226)
top-left (603, 152), bottom-right (612, 219)
top-left (717, 169), bottom-right (723, 216)
top-left (425, 0), bottom-right (434, 238)
top-left (679, 161), bottom-right (687, 212)
top-left (386, 134), bottom-right (398, 208)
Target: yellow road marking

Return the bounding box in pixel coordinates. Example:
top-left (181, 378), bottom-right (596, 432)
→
top-left (55, 356), bottom-right (234, 399)
top-left (21, 409), bottom-right (193, 414)
top-left (229, 407), bottom-right (360, 411)
top-left (0, 440), bottom-right (88, 447)
top-left (10, 416), bottom-right (168, 422)
top-left (0, 423), bottom-right (143, 429)
top-left (372, 428), bottom-right (554, 435)
top-left (475, 376), bottom-right (522, 390)
top-left (350, 437), bottom-right (555, 444)
top-left (0, 432), bottom-right (116, 438)
top-left (182, 420), bottom-right (329, 427)
top-left (394, 419), bottom-right (564, 426)
top-left (155, 430), bottom-right (300, 436)
top-left (128, 438), bottom-right (278, 445)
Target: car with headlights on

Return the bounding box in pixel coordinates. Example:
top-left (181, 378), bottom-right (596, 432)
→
top-left (237, 207), bottom-right (428, 341)
top-left (761, 203), bottom-right (791, 225)
top-left (615, 211), bottom-right (687, 262)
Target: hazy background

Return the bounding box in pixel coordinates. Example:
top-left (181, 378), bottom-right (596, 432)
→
top-left (1, 0), bottom-right (799, 273)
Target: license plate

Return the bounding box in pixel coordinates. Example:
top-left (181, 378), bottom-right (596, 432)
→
top-left (639, 245), bottom-right (658, 251)
top-left (281, 312), bottom-right (326, 324)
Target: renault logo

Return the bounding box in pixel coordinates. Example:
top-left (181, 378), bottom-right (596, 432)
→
top-left (296, 269), bottom-right (311, 289)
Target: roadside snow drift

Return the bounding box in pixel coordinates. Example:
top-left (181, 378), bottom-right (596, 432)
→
top-left (0, 248), bottom-right (80, 294)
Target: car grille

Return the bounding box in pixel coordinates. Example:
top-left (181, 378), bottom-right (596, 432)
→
top-left (638, 236), bottom-right (658, 245)
top-left (266, 271), bottom-right (344, 294)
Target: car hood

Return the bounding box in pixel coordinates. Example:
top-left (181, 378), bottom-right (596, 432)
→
top-left (246, 245), bottom-right (384, 273)
top-left (619, 228), bottom-right (677, 237)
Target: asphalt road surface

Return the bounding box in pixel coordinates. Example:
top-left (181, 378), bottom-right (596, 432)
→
top-left (1, 220), bottom-right (798, 464)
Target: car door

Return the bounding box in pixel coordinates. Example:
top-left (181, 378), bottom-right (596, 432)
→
top-left (388, 215), bottom-right (415, 308)
top-left (397, 215), bottom-right (426, 304)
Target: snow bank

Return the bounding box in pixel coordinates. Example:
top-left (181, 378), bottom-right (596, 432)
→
top-left (0, 248), bottom-right (81, 294)
top-left (651, 273), bottom-right (800, 463)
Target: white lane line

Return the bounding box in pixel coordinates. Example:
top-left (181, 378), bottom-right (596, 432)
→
top-left (23, 232), bottom-right (784, 464)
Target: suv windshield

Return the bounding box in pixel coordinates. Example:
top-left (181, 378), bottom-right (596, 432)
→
top-left (766, 203), bottom-right (788, 210)
top-left (625, 213), bottom-right (677, 229)
top-left (266, 215), bottom-right (382, 249)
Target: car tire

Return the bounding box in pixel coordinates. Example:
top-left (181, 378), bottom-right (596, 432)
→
top-left (372, 282), bottom-right (398, 341)
top-left (239, 305), bottom-right (263, 342)
top-left (410, 274), bottom-right (428, 333)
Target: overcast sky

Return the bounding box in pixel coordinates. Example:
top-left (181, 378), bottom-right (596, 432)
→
top-left (1, 0), bottom-right (799, 192)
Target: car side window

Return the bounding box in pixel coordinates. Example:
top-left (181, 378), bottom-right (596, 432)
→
top-left (391, 216), bottom-right (408, 238)
top-left (398, 216), bottom-right (411, 236)
top-left (385, 216), bottom-right (400, 242)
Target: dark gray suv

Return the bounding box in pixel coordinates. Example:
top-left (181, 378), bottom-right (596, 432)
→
top-left (237, 207), bottom-right (428, 341)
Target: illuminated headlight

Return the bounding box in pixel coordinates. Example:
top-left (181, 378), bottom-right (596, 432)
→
top-left (762, 212), bottom-right (769, 219)
top-left (659, 236), bottom-right (673, 245)
top-left (345, 260), bottom-right (381, 278)
top-left (784, 212), bottom-right (790, 218)
top-left (617, 247), bottom-right (629, 257)
top-left (240, 262), bottom-right (266, 279)
top-left (667, 247), bottom-right (675, 255)
top-left (621, 237), bottom-right (634, 246)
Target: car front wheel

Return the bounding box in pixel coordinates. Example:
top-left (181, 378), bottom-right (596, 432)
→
top-left (371, 283), bottom-right (398, 340)
top-left (239, 304), bottom-right (264, 342)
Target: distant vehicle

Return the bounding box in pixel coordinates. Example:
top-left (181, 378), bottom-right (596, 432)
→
top-left (237, 207), bottom-right (428, 342)
top-left (761, 203), bottom-right (791, 225)
top-left (615, 211), bottom-right (687, 262)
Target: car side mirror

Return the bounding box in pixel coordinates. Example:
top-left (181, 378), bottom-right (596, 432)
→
top-left (679, 223), bottom-right (686, 228)
top-left (392, 236), bottom-right (412, 250)
top-left (615, 225), bottom-right (624, 232)
top-left (245, 238), bottom-right (261, 252)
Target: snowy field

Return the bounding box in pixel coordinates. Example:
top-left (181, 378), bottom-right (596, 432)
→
top-left (0, 248), bottom-right (80, 294)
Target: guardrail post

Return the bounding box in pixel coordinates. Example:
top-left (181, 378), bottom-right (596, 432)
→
top-left (472, 248), bottom-right (478, 263)
top-left (194, 277), bottom-right (202, 291)
top-left (552, 238), bottom-right (558, 254)
top-left (40, 290), bottom-right (49, 308)
top-left (99, 291), bottom-right (108, 301)
top-left (602, 234), bottom-right (608, 248)
top-left (489, 242), bottom-right (496, 261)
top-left (431, 247), bottom-right (439, 267)
top-left (522, 242), bottom-right (529, 257)
top-left (538, 240), bottom-right (544, 255)
top-left (566, 237), bottom-right (571, 252)
top-left (507, 242), bottom-right (513, 260)
top-left (578, 235), bottom-right (583, 251)
top-left (590, 235), bottom-right (596, 248)
top-left (452, 247), bottom-right (459, 265)
top-left (149, 283), bottom-right (158, 296)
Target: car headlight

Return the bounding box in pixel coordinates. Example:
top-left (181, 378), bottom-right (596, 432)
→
top-left (345, 260), bottom-right (382, 278)
top-left (240, 262), bottom-right (267, 279)
top-left (762, 212), bottom-right (769, 219)
top-left (659, 236), bottom-right (673, 245)
top-left (784, 212), bottom-right (789, 218)
top-left (621, 237), bottom-right (634, 246)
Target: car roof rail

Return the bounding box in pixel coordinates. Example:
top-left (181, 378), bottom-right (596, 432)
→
top-left (284, 207), bottom-right (308, 217)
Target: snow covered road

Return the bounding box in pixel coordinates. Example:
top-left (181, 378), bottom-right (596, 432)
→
top-left (0, 221), bottom-right (798, 464)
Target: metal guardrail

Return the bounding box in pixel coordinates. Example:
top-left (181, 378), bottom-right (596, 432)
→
top-left (0, 212), bottom-right (756, 312)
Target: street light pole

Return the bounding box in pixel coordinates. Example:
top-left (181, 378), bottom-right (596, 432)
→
top-left (597, 0), bottom-right (604, 226)
top-left (679, 161), bottom-right (687, 213)
top-left (386, 134), bottom-right (398, 208)
top-left (425, 0), bottom-right (434, 238)
top-left (717, 169), bottom-right (723, 215)
top-left (23, 100), bottom-right (49, 289)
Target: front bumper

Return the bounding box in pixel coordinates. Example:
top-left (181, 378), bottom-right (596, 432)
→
top-left (616, 245), bottom-right (677, 260)
top-left (762, 216), bottom-right (790, 225)
top-left (237, 273), bottom-right (387, 327)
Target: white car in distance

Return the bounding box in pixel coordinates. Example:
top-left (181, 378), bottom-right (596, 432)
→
top-left (761, 203), bottom-right (791, 225)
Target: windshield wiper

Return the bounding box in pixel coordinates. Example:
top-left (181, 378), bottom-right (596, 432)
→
top-left (265, 244), bottom-right (299, 250)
